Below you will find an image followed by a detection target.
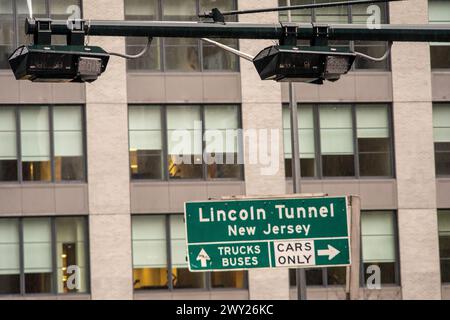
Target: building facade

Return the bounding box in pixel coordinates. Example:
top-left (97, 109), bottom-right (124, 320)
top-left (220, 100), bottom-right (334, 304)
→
top-left (0, 0), bottom-right (449, 300)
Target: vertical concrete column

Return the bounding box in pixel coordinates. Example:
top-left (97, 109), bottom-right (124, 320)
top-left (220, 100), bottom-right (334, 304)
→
top-left (390, 0), bottom-right (441, 299)
top-left (83, 1), bottom-right (133, 299)
top-left (239, 1), bottom-right (289, 300)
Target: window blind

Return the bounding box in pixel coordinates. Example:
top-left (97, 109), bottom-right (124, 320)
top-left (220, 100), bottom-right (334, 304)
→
top-left (53, 107), bottom-right (83, 157)
top-left (0, 108), bottom-right (17, 160)
top-left (132, 216), bottom-right (167, 268)
top-left (361, 212), bottom-right (396, 263)
top-left (283, 106), bottom-right (315, 159)
top-left (0, 219), bottom-right (20, 275)
top-left (129, 106), bottom-right (162, 151)
top-left (433, 104), bottom-right (450, 143)
top-left (170, 215), bottom-right (188, 268)
top-left (204, 105), bottom-right (239, 154)
top-left (167, 106), bottom-right (202, 155)
top-left (356, 105), bottom-right (389, 138)
top-left (20, 107), bottom-right (50, 162)
top-left (320, 105), bottom-right (354, 155)
top-left (23, 218), bottom-right (52, 273)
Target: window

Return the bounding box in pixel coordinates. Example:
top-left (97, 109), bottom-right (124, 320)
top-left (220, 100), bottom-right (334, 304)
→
top-left (124, 0), bottom-right (239, 72)
top-left (0, 0), bottom-right (13, 69)
top-left (289, 267), bottom-right (346, 288)
top-left (129, 106), bottom-right (164, 180)
top-left (0, 0), bottom-right (82, 69)
top-left (278, 0), bottom-right (389, 70)
top-left (129, 105), bottom-right (243, 181)
top-left (21, 107), bottom-right (52, 182)
top-left (433, 104), bottom-right (450, 176)
top-left (429, 0), bottom-right (450, 69)
top-left (356, 105), bottom-right (392, 177)
top-left (0, 107), bottom-right (18, 181)
top-left (361, 211), bottom-right (399, 285)
top-left (283, 105), bottom-right (316, 178)
top-left (0, 219), bottom-right (20, 294)
top-left (289, 211), bottom-right (399, 288)
top-left (0, 106), bottom-right (86, 183)
top-left (132, 214), bottom-right (247, 291)
top-left (320, 105), bottom-right (355, 177)
top-left (438, 210), bottom-right (450, 283)
top-left (283, 104), bottom-right (393, 179)
top-left (0, 216), bottom-right (89, 295)
top-left (167, 105), bottom-right (203, 179)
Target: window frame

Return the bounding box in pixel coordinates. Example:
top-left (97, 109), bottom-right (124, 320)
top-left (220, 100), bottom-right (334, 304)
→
top-left (284, 103), bottom-right (395, 180)
top-left (0, 215), bottom-right (90, 296)
top-left (124, 0), bottom-right (240, 73)
top-left (433, 103), bottom-right (450, 177)
top-left (128, 104), bottom-right (244, 182)
top-left (0, 105), bottom-right (87, 184)
top-left (438, 210), bottom-right (450, 284)
top-left (131, 214), bottom-right (249, 292)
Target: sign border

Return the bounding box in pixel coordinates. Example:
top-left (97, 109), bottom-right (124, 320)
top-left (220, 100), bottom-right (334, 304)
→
top-left (184, 195), bottom-right (351, 272)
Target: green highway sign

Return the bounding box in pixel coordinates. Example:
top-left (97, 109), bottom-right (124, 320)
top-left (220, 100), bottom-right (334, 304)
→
top-left (185, 196), bottom-right (351, 272)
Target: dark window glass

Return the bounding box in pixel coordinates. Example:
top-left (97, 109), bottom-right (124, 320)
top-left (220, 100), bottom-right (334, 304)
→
top-left (431, 46), bottom-right (450, 69)
top-left (438, 211), bottom-right (450, 283)
top-left (363, 262), bottom-right (396, 284)
top-left (433, 105), bottom-right (450, 176)
top-left (322, 155), bottom-right (355, 177)
top-left (435, 144), bottom-right (450, 176)
top-left (211, 271), bottom-right (246, 289)
top-left (306, 269), bottom-right (324, 286)
top-left (327, 267), bottom-right (346, 285)
top-left (285, 159), bottom-right (316, 178)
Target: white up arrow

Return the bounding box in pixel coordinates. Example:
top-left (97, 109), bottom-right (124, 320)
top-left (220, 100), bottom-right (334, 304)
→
top-left (317, 245), bottom-right (340, 260)
top-left (196, 248), bottom-right (211, 268)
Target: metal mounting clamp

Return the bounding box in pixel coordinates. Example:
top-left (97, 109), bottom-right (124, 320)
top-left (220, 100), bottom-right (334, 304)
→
top-left (280, 22), bottom-right (298, 46)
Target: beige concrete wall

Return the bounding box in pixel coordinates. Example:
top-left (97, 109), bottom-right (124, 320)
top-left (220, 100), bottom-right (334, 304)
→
top-left (83, 0), bottom-right (133, 300)
top-left (390, 0), bottom-right (441, 300)
top-left (239, 0), bottom-right (289, 300)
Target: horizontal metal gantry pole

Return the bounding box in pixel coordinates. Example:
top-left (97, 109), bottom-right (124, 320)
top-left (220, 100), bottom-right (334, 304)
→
top-left (25, 19), bottom-right (450, 42)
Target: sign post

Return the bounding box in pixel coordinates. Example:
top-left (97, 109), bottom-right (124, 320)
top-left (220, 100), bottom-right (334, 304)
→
top-left (185, 195), bottom-right (351, 272)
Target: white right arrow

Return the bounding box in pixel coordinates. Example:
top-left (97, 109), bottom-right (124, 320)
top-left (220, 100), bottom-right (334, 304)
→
top-left (196, 248), bottom-right (211, 268)
top-left (317, 245), bottom-right (340, 260)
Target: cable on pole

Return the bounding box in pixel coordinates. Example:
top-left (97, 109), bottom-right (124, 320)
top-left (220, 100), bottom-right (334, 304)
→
top-left (354, 41), bottom-right (392, 62)
top-left (108, 37), bottom-right (153, 59)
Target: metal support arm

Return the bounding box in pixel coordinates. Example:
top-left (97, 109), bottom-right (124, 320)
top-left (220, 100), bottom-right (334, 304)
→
top-left (25, 19), bottom-right (450, 43)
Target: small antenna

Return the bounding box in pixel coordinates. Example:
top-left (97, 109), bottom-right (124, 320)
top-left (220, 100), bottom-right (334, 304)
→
top-left (200, 0), bottom-right (403, 22)
top-left (27, 0), bottom-right (33, 19)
